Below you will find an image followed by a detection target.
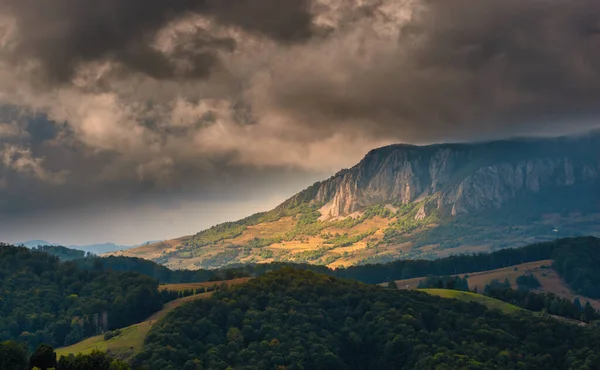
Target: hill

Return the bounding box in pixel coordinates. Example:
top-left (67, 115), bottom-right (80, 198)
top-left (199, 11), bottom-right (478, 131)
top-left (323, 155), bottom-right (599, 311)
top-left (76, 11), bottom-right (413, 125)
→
top-left (386, 237), bottom-right (600, 308)
top-left (133, 268), bottom-right (600, 369)
top-left (56, 278), bottom-right (250, 361)
top-left (0, 244), bottom-right (167, 351)
top-left (32, 244), bottom-right (90, 261)
top-left (418, 289), bottom-right (523, 314)
top-left (113, 134), bottom-right (600, 269)
top-left (19, 240), bottom-right (138, 254)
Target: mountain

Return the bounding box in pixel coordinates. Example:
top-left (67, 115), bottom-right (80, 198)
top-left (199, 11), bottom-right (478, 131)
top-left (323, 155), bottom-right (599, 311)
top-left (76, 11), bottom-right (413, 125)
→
top-left (114, 133), bottom-right (600, 270)
top-left (18, 239), bottom-right (60, 248)
top-left (18, 240), bottom-right (154, 254)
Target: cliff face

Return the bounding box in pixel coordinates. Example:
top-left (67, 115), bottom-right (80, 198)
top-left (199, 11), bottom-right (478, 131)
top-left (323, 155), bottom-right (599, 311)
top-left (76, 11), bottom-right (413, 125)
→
top-left (285, 135), bottom-right (600, 218)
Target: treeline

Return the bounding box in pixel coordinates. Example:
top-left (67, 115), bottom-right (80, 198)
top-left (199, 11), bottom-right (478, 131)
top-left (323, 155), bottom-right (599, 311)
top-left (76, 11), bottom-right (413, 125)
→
top-left (484, 280), bottom-right (600, 322)
top-left (0, 341), bottom-right (130, 370)
top-left (135, 268), bottom-right (600, 369)
top-left (335, 237), bottom-right (560, 283)
top-left (416, 275), bottom-right (470, 291)
top-left (0, 244), bottom-right (164, 350)
top-left (31, 245), bottom-right (91, 261)
top-left (552, 237), bottom-right (600, 298)
top-left (74, 255), bottom-right (247, 283)
top-left (75, 237), bottom-right (563, 286)
top-left (159, 283), bottom-right (226, 302)
top-left (74, 237), bottom-right (600, 292)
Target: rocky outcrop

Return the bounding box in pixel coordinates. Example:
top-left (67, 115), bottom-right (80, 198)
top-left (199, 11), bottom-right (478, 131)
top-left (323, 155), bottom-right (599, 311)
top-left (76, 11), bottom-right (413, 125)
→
top-left (284, 134), bottom-right (600, 218)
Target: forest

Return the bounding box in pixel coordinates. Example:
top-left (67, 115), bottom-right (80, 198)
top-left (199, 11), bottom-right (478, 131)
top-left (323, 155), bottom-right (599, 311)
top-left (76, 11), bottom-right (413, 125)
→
top-left (135, 268), bottom-right (600, 370)
top-left (0, 341), bottom-right (130, 370)
top-left (53, 237), bottom-right (600, 300)
top-left (0, 244), bottom-right (165, 350)
top-left (483, 280), bottom-right (600, 322)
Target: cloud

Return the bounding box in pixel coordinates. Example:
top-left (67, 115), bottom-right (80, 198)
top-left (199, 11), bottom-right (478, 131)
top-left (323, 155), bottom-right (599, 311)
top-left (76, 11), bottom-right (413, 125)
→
top-left (1, 0), bottom-right (600, 219)
top-left (0, 0), bottom-right (315, 84)
top-left (254, 0), bottom-right (600, 143)
top-left (0, 144), bottom-right (68, 184)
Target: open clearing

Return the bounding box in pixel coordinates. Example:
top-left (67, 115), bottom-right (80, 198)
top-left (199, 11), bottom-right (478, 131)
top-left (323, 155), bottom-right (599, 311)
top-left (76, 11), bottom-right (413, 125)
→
top-left (159, 277), bottom-right (250, 292)
top-left (419, 289), bottom-right (523, 314)
top-left (391, 260), bottom-right (600, 309)
top-left (57, 278), bottom-right (249, 360)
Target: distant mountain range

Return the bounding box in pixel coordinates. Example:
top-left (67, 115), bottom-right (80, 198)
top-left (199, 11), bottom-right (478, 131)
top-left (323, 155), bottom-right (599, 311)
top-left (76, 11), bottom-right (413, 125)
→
top-left (18, 240), bottom-right (159, 255)
top-left (112, 133), bottom-right (600, 270)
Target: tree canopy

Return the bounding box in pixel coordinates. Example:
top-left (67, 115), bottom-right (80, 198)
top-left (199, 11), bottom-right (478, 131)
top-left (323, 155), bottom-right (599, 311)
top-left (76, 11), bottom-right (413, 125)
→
top-left (135, 268), bottom-right (600, 369)
top-left (0, 244), bottom-right (164, 350)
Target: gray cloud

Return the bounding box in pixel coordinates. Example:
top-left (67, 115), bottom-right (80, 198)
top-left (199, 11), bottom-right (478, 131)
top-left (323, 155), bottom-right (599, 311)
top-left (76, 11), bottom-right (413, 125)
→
top-left (258, 0), bottom-right (600, 143)
top-left (0, 0), bottom-right (314, 83)
top-left (2, 0), bottom-right (600, 230)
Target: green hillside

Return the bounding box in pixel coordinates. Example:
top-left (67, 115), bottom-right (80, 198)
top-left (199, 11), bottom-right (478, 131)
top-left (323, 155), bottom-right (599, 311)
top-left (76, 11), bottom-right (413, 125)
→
top-left (419, 289), bottom-right (523, 314)
top-left (56, 293), bottom-right (212, 360)
top-left (134, 268), bottom-right (600, 369)
top-left (0, 244), bottom-right (166, 351)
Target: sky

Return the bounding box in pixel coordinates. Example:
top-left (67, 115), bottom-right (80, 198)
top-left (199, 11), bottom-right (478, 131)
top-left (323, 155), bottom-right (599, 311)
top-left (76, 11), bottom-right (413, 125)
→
top-left (2, 0), bottom-right (600, 245)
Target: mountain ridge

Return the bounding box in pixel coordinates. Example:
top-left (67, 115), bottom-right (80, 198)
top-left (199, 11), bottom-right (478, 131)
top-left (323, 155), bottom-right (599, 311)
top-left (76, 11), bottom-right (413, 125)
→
top-left (111, 133), bottom-right (600, 269)
top-left (18, 240), bottom-right (157, 254)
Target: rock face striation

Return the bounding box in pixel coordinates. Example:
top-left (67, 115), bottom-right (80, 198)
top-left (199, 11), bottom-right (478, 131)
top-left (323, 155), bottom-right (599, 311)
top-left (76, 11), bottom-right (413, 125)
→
top-left (282, 134), bottom-right (600, 219)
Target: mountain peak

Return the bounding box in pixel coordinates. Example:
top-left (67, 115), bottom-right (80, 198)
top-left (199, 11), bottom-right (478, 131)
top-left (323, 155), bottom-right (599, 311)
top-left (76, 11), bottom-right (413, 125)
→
top-left (116, 133), bottom-right (600, 269)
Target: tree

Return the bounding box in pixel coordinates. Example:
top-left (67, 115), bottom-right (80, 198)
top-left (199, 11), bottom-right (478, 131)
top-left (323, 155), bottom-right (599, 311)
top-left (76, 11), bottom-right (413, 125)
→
top-left (582, 302), bottom-right (597, 322)
top-left (574, 298), bottom-right (583, 312)
top-left (387, 280), bottom-right (398, 290)
top-left (29, 344), bottom-right (57, 370)
top-left (0, 341), bottom-right (28, 370)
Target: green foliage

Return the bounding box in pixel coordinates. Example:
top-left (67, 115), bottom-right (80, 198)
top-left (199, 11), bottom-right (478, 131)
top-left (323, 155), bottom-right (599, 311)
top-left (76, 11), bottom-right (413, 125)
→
top-left (363, 204), bottom-right (394, 219)
top-left (483, 286), bottom-right (600, 322)
top-left (417, 275), bottom-right (469, 291)
top-left (326, 229), bottom-right (377, 248)
top-left (77, 255), bottom-right (248, 284)
top-left (335, 238), bottom-right (558, 283)
top-left (102, 330), bottom-right (122, 341)
top-left (552, 237), bottom-right (600, 298)
top-left (420, 289), bottom-right (522, 314)
top-left (0, 244), bottom-right (164, 350)
top-left (29, 343), bottom-right (57, 370)
top-left (190, 224), bottom-right (247, 248)
top-left (136, 268), bottom-right (600, 369)
top-left (32, 245), bottom-right (90, 261)
top-left (516, 274), bottom-right (542, 290)
top-left (56, 349), bottom-right (130, 370)
top-left (194, 248), bottom-right (250, 269)
top-left (0, 340), bottom-right (28, 370)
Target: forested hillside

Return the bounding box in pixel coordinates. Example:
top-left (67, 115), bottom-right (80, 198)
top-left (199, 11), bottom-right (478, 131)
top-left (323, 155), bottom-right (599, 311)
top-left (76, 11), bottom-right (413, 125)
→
top-left (0, 244), bottom-right (165, 350)
top-left (32, 245), bottom-right (90, 261)
top-left (83, 237), bottom-right (600, 297)
top-left (135, 268), bottom-right (600, 370)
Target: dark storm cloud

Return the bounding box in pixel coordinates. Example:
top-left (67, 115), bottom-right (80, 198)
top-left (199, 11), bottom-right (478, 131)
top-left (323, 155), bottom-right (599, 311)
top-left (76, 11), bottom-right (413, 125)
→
top-left (265, 0), bottom-right (600, 142)
top-left (0, 0), bottom-right (314, 83)
top-left (5, 0), bottom-right (600, 227)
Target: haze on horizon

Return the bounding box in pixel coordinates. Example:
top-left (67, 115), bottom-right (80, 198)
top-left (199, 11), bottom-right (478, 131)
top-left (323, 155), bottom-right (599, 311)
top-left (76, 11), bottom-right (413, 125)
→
top-left (2, 0), bottom-right (600, 245)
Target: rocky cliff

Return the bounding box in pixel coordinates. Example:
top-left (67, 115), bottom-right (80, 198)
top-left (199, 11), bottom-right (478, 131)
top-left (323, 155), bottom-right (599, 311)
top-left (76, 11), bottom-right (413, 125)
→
top-left (283, 134), bottom-right (600, 219)
top-left (114, 133), bottom-right (600, 269)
